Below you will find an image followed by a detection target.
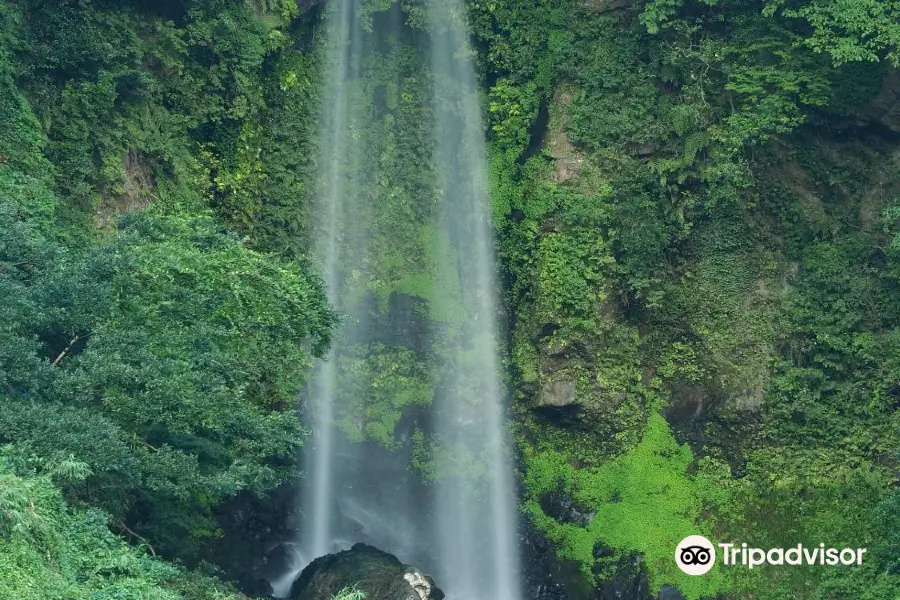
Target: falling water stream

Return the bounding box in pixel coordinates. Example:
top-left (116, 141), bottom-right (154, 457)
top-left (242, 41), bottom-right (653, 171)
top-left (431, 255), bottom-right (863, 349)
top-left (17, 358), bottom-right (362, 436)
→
top-left (270, 2), bottom-right (364, 592)
top-left (276, 1), bottom-right (522, 598)
top-left (428, 1), bottom-right (521, 597)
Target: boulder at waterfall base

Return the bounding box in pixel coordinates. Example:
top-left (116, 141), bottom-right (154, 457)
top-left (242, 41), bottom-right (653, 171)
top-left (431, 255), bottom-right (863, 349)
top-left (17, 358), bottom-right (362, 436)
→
top-left (288, 543), bottom-right (445, 600)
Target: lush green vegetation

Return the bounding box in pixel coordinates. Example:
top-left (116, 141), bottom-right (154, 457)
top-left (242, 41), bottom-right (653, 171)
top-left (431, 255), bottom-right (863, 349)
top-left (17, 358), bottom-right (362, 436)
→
top-left (470, 0), bottom-right (900, 597)
top-left (0, 0), bottom-right (335, 593)
top-left (0, 0), bottom-right (898, 598)
top-left (0, 453), bottom-right (249, 600)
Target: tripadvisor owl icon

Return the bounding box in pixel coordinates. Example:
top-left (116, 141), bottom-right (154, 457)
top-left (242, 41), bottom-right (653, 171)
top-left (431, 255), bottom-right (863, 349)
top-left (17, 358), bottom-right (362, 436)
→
top-left (676, 535), bottom-right (716, 575)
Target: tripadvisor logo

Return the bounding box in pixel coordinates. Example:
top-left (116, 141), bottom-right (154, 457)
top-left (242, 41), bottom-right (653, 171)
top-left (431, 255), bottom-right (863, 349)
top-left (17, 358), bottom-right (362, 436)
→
top-left (675, 536), bottom-right (867, 575)
top-left (676, 535), bottom-right (716, 575)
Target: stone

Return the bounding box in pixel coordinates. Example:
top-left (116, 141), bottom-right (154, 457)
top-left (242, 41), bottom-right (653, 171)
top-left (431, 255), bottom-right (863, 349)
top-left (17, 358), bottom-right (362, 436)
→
top-left (539, 380), bottom-right (577, 407)
top-left (402, 570), bottom-right (436, 599)
top-left (862, 66), bottom-right (900, 134)
top-left (546, 88), bottom-right (584, 183)
top-left (633, 143), bottom-right (655, 157)
top-left (288, 543), bottom-right (444, 600)
top-left (581, 0), bottom-right (644, 14)
top-left (658, 584), bottom-right (687, 600)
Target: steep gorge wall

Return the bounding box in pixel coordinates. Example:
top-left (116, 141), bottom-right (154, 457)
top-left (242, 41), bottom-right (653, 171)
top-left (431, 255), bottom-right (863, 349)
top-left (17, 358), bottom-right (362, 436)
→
top-left (470, 1), bottom-right (900, 599)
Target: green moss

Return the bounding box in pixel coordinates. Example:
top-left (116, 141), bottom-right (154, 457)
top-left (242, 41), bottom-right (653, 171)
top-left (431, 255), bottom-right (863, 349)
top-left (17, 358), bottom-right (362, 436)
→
top-left (391, 221), bottom-right (467, 327)
top-left (409, 428), bottom-right (436, 482)
top-left (525, 412), bottom-right (731, 599)
top-left (334, 345), bottom-right (434, 449)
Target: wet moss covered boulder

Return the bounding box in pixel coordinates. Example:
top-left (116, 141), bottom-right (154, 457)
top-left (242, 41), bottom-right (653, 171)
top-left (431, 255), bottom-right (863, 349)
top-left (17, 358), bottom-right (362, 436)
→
top-left (288, 544), bottom-right (444, 600)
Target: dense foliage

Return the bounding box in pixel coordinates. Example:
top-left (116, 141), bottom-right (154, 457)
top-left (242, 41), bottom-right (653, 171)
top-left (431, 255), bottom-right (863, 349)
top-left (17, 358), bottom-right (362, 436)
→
top-left (0, 453), bottom-right (250, 600)
top-left (0, 0), bottom-right (898, 598)
top-left (0, 0), bottom-right (335, 592)
top-left (469, 0), bottom-right (900, 597)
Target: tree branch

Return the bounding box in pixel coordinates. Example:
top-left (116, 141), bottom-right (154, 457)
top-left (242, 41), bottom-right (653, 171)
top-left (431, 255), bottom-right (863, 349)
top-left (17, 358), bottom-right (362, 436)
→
top-left (51, 335), bottom-right (79, 367)
top-left (111, 519), bottom-right (157, 557)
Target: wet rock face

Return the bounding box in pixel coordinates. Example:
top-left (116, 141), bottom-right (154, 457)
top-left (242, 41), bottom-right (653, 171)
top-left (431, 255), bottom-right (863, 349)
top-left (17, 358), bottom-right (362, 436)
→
top-left (288, 543), bottom-right (444, 600)
top-left (519, 521), bottom-right (584, 600)
top-left (539, 490), bottom-right (596, 528)
top-left (592, 548), bottom-right (652, 600)
top-left (657, 586), bottom-right (687, 600)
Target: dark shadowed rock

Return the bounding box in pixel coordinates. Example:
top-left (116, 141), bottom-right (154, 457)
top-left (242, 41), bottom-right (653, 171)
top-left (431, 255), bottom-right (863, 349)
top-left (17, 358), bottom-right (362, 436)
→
top-left (657, 585), bottom-right (686, 600)
top-left (581, 0), bottom-right (644, 13)
top-left (245, 577), bottom-right (275, 598)
top-left (288, 543), bottom-right (444, 600)
top-left (862, 66), bottom-right (900, 134)
top-left (297, 0), bottom-right (326, 14)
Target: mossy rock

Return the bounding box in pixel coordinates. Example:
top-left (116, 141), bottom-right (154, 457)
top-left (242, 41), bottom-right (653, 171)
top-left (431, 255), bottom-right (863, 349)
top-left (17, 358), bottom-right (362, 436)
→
top-left (288, 544), bottom-right (444, 600)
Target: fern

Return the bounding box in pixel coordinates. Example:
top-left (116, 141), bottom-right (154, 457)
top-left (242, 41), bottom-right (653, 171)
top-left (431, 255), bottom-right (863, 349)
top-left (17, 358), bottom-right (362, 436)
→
top-left (331, 585), bottom-right (366, 600)
top-left (47, 456), bottom-right (92, 482)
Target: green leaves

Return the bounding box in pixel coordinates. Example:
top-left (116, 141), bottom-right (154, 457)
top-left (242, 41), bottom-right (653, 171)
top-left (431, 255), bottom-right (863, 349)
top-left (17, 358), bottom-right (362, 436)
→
top-left (330, 586), bottom-right (367, 600)
top-left (27, 211), bottom-right (333, 542)
top-left (489, 79), bottom-right (540, 153)
top-left (0, 200), bottom-right (335, 558)
top-left (768, 0), bottom-right (900, 66)
top-left (0, 459), bottom-right (248, 600)
top-left (536, 229), bottom-right (613, 332)
top-left (648, 1), bottom-right (900, 67)
top-left (485, 1), bottom-right (900, 598)
top-left (331, 342), bottom-right (435, 448)
top-left (765, 237), bottom-right (900, 463)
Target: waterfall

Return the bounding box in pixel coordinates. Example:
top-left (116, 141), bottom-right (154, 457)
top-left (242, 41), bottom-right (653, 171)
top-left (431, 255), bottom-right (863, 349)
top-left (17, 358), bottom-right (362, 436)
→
top-left (272, 3), bottom-right (365, 594)
top-left (427, 2), bottom-right (522, 599)
top-left (306, 0), bottom-right (364, 561)
top-left (277, 2), bottom-right (522, 598)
